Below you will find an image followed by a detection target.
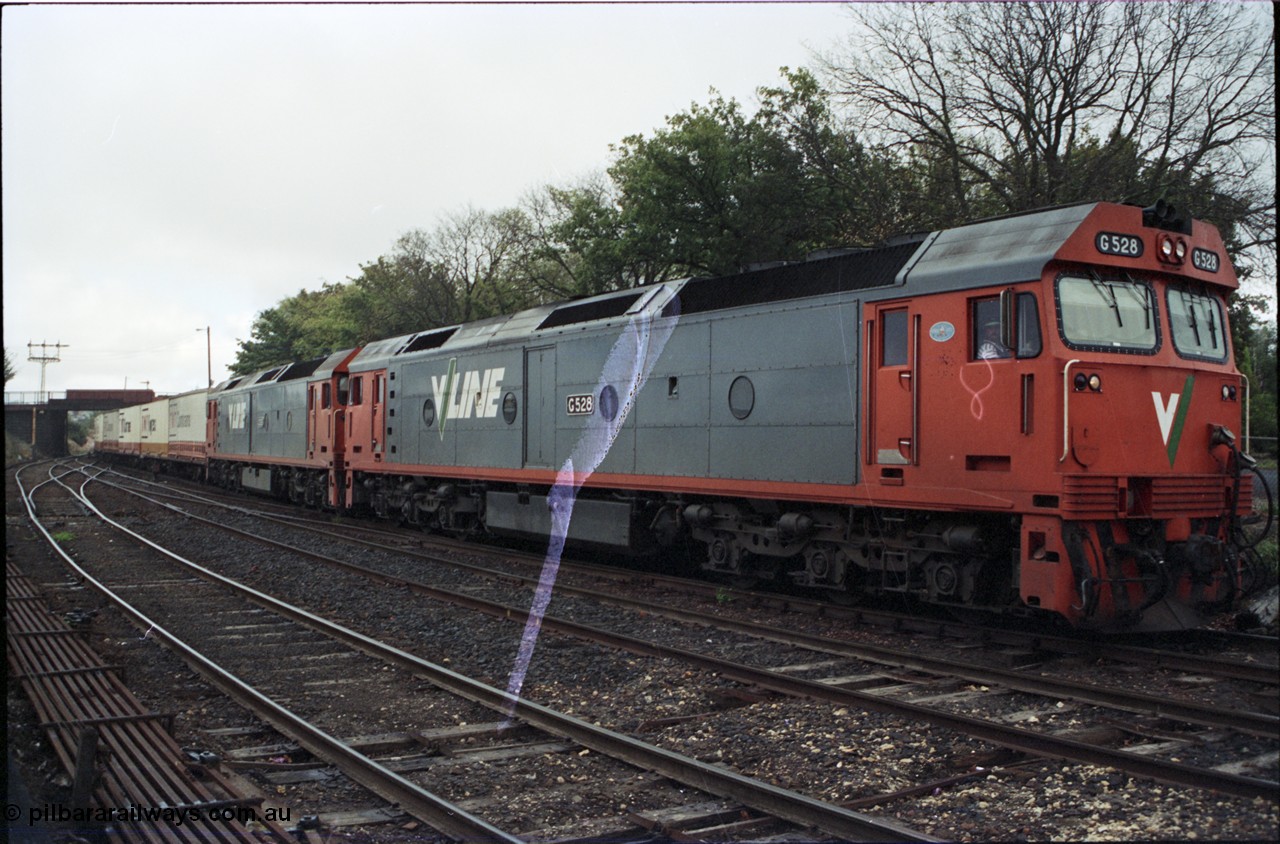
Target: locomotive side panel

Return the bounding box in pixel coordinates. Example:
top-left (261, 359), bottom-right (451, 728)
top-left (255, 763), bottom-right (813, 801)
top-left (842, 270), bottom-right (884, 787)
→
top-left (394, 356), bottom-right (453, 470)
top-left (707, 300), bottom-right (860, 487)
top-left (555, 328), bottom-right (643, 477)
top-left (452, 349), bottom-right (523, 472)
top-left (249, 382), bottom-right (308, 461)
top-left (868, 286), bottom-right (1047, 510)
top-left (523, 345), bottom-right (556, 469)
top-left (217, 387), bottom-right (253, 456)
top-left (389, 349), bottom-right (524, 473)
top-left (633, 320), bottom-right (711, 479)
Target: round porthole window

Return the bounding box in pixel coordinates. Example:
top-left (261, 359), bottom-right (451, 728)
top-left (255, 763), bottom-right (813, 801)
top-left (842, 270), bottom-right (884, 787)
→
top-left (502, 392), bottom-right (518, 424)
top-left (729, 376), bottom-right (754, 420)
top-left (422, 398), bottom-right (436, 427)
top-left (599, 384), bottom-right (619, 421)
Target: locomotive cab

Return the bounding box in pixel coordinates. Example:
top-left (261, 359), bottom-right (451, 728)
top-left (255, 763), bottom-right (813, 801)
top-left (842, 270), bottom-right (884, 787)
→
top-left (1008, 205), bottom-right (1254, 630)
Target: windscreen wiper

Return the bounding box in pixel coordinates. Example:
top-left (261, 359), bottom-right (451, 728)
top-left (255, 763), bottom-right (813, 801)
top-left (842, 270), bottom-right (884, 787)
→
top-left (1090, 277), bottom-right (1123, 328)
top-left (1180, 290), bottom-right (1202, 345)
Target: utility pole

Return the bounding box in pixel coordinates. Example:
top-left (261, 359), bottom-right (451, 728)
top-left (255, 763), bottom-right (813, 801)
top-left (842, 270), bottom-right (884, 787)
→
top-left (196, 327), bottom-right (212, 387)
top-left (27, 341), bottom-right (69, 401)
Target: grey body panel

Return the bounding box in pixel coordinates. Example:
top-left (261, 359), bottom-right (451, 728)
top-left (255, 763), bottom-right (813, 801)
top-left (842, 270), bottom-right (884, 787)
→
top-left (215, 371), bottom-right (310, 461)
top-left (380, 287), bottom-right (862, 490)
top-left (523, 347), bottom-right (557, 468)
top-left (391, 348), bottom-right (524, 470)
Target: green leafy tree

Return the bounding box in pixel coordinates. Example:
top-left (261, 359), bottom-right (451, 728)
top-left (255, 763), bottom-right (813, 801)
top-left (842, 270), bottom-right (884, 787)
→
top-left (516, 177), bottom-right (640, 299)
top-left (753, 67), bottom-right (903, 248)
top-left (231, 286), bottom-right (355, 375)
top-left (604, 71), bottom-right (902, 280)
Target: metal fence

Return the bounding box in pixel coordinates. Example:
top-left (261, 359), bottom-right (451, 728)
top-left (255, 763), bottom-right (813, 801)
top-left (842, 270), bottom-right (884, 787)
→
top-left (4, 391), bottom-right (66, 406)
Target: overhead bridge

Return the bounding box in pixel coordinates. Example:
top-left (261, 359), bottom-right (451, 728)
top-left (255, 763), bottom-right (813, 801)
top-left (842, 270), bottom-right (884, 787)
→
top-left (4, 390), bottom-right (156, 457)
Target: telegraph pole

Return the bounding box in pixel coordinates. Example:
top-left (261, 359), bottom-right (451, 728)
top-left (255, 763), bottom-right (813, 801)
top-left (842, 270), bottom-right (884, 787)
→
top-left (27, 341), bottom-right (69, 401)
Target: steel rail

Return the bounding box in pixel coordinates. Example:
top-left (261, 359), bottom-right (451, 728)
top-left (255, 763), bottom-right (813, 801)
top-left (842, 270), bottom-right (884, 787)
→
top-left (69, 469), bottom-right (937, 842)
top-left (109, 474), bottom-right (1274, 738)
top-left (95, 476), bottom-right (1278, 802)
top-left (21, 466), bottom-right (524, 844)
top-left (9, 470), bottom-right (286, 844)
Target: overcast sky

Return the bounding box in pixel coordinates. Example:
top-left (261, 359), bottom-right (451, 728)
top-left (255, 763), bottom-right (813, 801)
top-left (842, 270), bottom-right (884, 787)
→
top-left (4, 1), bottom-right (857, 396)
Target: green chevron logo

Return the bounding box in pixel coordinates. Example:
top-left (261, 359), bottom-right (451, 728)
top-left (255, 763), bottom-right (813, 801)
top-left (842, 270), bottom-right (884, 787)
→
top-left (437, 357), bottom-right (457, 440)
top-left (1152, 375), bottom-right (1194, 467)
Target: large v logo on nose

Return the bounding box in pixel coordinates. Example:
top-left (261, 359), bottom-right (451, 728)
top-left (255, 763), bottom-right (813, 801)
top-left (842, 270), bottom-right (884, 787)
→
top-left (1152, 375), bottom-right (1195, 466)
top-left (1153, 391), bottom-right (1180, 445)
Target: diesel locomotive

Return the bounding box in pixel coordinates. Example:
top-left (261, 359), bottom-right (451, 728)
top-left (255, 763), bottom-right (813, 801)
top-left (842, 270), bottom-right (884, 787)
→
top-left (95, 201), bottom-right (1263, 631)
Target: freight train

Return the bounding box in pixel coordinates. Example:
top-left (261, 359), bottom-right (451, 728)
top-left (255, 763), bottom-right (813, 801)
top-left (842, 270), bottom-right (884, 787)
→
top-left (94, 201), bottom-right (1266, 631)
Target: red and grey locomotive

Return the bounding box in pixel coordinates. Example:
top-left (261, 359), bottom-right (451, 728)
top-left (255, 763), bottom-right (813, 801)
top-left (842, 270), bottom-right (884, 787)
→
top-left (96, 201), bottom-right (1260, 631)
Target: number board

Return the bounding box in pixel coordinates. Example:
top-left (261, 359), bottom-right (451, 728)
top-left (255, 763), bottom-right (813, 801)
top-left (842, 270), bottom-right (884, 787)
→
top-left (1095, 232), bottom-right (1143, 258)
top-left (1192, 248), bottom-right (1220, 273)
top-left (565, 394), bottom-right (595, 416)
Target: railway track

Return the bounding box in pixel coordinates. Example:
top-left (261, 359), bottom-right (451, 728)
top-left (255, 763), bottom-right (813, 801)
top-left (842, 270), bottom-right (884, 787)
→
top-left (11, 461), bottom-right (934, 842)
top-left (84, 467), bottom-right (1280, 804)
top-left (102, 462), bottom-right (1280, 687)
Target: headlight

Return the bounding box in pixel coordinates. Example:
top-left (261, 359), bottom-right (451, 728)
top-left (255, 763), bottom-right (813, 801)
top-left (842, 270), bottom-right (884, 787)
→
top-left (1088, 374), bottom-right (1102, 392)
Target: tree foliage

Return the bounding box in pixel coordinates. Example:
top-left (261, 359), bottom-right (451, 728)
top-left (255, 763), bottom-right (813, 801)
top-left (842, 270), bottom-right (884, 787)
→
top-left (820, 1), bottom-right (1275, 269)
top-left (231, 286), bottom-right (354, 375)
top-left (602, 69), bottom-right (899, 279)
top-left (230, 208), bottom-right (539, 375)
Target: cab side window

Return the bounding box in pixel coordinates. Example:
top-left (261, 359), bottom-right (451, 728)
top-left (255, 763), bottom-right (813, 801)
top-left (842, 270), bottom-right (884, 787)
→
top-left (881, 309), bottom-right (909, 366)
top-left (972, 298), bottom-right (1011, 360)
top-left (1015, 293), bottom-right (1042, 357)
top-left (971, 294), bottom-right (1041, 359)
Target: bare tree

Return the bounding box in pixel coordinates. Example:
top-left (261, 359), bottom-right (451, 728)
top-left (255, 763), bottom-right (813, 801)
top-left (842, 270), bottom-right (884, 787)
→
top-left (417, 206), bottom-right (535, 324)
top-left (822, 1), bottom-right (1274, 265)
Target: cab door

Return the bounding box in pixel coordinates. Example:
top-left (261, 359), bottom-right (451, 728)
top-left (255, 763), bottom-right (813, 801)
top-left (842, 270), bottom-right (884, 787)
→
top-left (524, 346), bottom-right (556, 468)
top-left (370, 374), bottom-right (385, 456)
top-left (869, 304), bottom-right (918, 469)
top-left (343, 372), bottom-right (386, 461)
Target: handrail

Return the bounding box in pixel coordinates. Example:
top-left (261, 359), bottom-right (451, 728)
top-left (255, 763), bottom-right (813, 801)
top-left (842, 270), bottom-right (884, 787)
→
top-left (4, 391), bottom-right (67, 405)
top-left (1060, 359), bottom-right (1082, 462)
top-left (1242, 373), bottom-right (1251, 453)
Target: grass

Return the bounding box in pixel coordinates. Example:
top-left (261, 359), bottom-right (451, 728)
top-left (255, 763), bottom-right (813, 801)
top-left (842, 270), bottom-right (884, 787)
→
top-left (1250, 537), bottom-right (1278, 589)
top-left (50, 530), bottom-right (75, 544)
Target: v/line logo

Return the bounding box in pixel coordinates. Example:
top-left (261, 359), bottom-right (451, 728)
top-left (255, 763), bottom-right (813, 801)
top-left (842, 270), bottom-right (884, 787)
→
top-left (431, 358), bottom-right (506, 437)
top-left (228, 400), bottom-right (248, 431)
top-left (1152, 375), bottom-right (1194, 467)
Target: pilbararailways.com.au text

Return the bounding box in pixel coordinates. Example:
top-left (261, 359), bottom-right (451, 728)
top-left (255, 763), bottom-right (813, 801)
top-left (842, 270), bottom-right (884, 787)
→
top-left (9, 802), bottom-right (291, 827)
